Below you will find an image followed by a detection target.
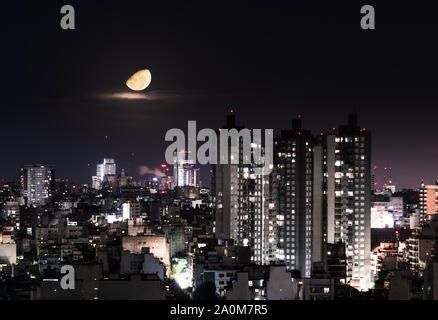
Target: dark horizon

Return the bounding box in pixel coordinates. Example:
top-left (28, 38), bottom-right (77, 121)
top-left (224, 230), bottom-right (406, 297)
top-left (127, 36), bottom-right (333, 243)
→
top-left (2, 1), bottom-right (438, 189)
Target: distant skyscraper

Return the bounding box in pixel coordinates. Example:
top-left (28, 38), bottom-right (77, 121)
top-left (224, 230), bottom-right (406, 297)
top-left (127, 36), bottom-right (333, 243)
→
top-left (21, 164), bottom-right (55, 207)
top-left (320, 114), bottom-right (372, 291)
top-left (173, 151), bottom-right (200, 187)
top-left (92, 158), bottom-right (116, 190)
top-left (119, 169), bottom-right (128, 187)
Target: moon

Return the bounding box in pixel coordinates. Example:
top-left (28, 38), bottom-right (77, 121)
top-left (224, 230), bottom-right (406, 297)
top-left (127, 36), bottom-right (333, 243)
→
top-left (126, 69), bottom-right (152, 91)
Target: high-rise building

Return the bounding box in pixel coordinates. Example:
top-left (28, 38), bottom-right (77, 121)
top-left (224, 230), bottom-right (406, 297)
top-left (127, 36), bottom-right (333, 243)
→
top-left (21, 164), bottom-right (55, 207)
top-left (419, 181), bottom-right (438, 224)
top-left (213, 110), bottom-right (268, 264)
top-left (272, 117), bottom-right (315, 277)
top-left (320, 114), bottom-right (372, 291)
top-left (173, 151), bottom-right (201, 187)
top-left (92, 158), bottom-right (116, 190)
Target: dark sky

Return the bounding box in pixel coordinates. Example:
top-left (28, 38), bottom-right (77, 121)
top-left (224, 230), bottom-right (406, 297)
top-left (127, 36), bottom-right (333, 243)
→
top-left (2, 0), bottom-right (438, 189)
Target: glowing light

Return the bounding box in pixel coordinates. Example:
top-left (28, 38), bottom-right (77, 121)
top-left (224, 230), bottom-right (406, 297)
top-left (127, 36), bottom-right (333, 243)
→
top-left (171, 258), bottom-right (192, 290)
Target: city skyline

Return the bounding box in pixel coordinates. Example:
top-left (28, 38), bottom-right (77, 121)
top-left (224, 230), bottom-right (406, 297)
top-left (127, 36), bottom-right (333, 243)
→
top-left (4, 0), bottom-right (438, 304)
top-left (0, 110), bottom-right (434, 191)
top-left (0, 107), bottom-right (431, 298)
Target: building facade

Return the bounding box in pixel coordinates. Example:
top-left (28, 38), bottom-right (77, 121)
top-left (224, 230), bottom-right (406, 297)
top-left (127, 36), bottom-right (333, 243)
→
top-left (419, 182), bottom-right (438, 224)
top-left (173, 150), bottom-right (201, 187)
top-left (213, 111), bottom-right (268, 264)
top-left (321, 114), bottom-right (372, 291)
top-left (21, 164), bottom-right (55, 207)
top-left (272, 118), bottom-right (314, 277)
top-left (92, 158), bottom-right (116, 190)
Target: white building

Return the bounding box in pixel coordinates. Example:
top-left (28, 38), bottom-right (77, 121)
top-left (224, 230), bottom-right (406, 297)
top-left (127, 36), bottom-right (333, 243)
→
top-left (371, 196), bottom-right (403, 229)
top-left (122, 201), bottom-right (141, 221)
top-left (92, 159), bottom-right (116, 190)
top-left (371, 202), bottom-right (395, 228)
top-left (173, 150), bottom-right (200, 187)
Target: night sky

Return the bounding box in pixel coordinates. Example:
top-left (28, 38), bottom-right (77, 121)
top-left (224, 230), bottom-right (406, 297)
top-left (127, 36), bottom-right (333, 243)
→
top-left (2, 1), bottom-right (438, 189)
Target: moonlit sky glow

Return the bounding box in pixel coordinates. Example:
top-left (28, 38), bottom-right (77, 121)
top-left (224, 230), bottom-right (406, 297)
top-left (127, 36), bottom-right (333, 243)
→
top-left (2, 1), bottom-right (438, 189)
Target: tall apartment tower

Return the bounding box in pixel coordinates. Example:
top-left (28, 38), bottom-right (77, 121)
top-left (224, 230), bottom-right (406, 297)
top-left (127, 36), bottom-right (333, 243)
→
top-left (272, 118), bottom-right (315, 277)
top-left (213, 110), bottom-right (269, 264)
top-left (321, 114), bottom-right (372, 291)
top-left (21, 164), bottom-right (55, 207)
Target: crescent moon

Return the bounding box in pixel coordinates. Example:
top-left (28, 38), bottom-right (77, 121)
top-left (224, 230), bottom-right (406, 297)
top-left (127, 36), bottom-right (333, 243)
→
top-left (126, 69), bottom-right (152, 91)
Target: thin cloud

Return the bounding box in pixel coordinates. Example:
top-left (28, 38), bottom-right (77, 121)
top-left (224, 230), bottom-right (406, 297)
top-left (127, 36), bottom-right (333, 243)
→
top-left (94, 90), bottom-right (184, 101)
top-left (138, 165), bottom-right (166, 178)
